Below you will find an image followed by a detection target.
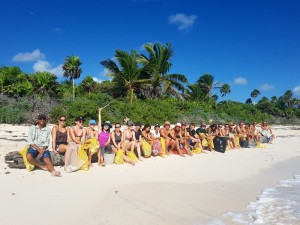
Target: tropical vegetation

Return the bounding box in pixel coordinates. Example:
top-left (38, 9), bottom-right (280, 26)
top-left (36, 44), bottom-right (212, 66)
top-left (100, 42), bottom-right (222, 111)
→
top-left (0, 43), bottom-right (299, 125)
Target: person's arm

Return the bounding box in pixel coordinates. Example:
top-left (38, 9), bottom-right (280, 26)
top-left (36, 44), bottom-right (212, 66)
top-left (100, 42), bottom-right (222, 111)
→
top-left (110, 132), bottom-right (117, 148)
top-left (131, 131), bottom-right (136, 141)
top-left (52, 126), bottom-right (57, 151)
top-left (160, 128), bottom-right (168, 139)
top-left (98, 108), bottom-right (102, 135)
top-left (27, 126), bottom-right (45, 158)
top-left (81, 128), bottom-right (87, 143)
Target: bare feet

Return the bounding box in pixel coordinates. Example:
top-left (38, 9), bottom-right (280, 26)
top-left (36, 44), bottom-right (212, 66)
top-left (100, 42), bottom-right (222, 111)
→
top-left (51, 171), bottom-right (61, 177)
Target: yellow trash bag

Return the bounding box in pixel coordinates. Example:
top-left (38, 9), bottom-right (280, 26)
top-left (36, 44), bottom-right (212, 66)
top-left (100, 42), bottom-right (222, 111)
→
top-left (207, 139), bottom-right (214, 149)
top-left (19, 145), bottom-right (34, 171)
top-left (234, 136), bottom-right (241, 148)
top-left (201, 136), bottom-right (208, 147)
top-left (114, 149), bottom-right (125, 164)
top-left (82, 137), bottom-right (99, 155)
top-left (141, 141), bottom-right (152, 158)
top-left (160, 137), bottom-right (166, 157)
top-left (192, 147), bottom-right (202, 154)
top-left (78, 145), bottom-right (89, 171)
top-left (256, 142), bottom-right (265, 148)
top-left (127, 151), bottom-right (139, 163)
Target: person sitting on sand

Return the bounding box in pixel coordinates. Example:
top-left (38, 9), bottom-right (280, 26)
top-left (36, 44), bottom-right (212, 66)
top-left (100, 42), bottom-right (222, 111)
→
top-left (223, 124), bottom-right (235, 149)
top-left (151, 123), bottom-right (162, 156)
top-left (133, 122), bottom-right (143, 160)
top-left (69, 116), bottom-right (86, 145)
top-left (160, 121), bottom-right (176, 155)
top-left (98, 108), bottom-right (112, 166)
top-left (84, 119), bottom-right (99, 167)
top-left (52, 115), bottom-right (70, 155)
top-left (122, 121), bottom-right (136, 153)
top-left (170, 123), bottom-right (191, 156)
top-left (196, 123), bottom-right (209, 152)
top-left (180, 122), bottom-right (192, 155)
top-left (27, 114), bottom-right (61, 176)
top-left (260, 121), bottom-right (276, 144)
top-left (141, 124), bottom-right (153, 158)
top-left (110, 122), bottom-right (135, 165)
top-left (186, 123), bottom-right (202, 151)
top-left (206, 124), bottom-right (218, 151)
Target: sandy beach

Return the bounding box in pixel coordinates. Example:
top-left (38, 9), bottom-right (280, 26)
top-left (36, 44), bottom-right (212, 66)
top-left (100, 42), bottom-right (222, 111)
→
top-left (0, 124), bottom-right (300, 225)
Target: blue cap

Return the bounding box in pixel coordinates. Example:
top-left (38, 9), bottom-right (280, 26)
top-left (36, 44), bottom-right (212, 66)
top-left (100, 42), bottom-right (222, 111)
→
top-left (89, 119), bottom-right (96, 125)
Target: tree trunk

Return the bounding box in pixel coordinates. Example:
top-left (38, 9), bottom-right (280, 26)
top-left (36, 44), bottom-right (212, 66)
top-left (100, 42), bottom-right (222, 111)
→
top-left (72, 78), bottom-right (75, 100)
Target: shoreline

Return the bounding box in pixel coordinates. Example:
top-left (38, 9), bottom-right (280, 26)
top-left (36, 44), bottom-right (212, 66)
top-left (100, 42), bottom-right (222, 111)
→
top-left (0, 125), bottom-right (300, 225)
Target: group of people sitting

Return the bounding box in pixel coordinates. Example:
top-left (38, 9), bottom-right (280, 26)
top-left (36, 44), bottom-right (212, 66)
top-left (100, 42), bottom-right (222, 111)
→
top-left (23, 108), bottom-right (275, 176)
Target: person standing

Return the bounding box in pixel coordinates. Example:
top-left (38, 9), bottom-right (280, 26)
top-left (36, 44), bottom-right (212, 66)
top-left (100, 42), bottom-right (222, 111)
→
top-left (27, 114), bottom-right (61, 176)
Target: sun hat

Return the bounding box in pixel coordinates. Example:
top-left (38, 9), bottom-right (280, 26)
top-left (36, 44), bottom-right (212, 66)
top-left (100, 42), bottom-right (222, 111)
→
top-left (75, 116), bottom-right (83, 121)
top-left (175, 123), bottom-right (181, 127)
top-left (127, 121), bottom-right (134, 126)
top-left (89, 119), bottom-right (96, 125)
top-left (102, 121), bottom-right (112, 128)
top-left (38, 114), bottom-right (47, 120)
top-left (164, 121), bottom-right (171, 125)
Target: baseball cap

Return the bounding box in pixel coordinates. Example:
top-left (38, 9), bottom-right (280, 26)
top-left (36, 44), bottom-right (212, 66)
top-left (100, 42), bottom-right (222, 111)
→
top-left (75, 116), bottom-right (83, 121)
top-left (89, 119), bottom-right (96, 125)
top-left (127, 121), bottom-right (134, 126)
top-left (175, 123), bottom-right (181, 127)
top-left (181, 122), bottom-right (187, 126)
top-left (154, 123), bottom-right (160, 127)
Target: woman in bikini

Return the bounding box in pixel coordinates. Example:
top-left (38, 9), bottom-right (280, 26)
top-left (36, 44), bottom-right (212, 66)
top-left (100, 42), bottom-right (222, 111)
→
top-left (170, 123), bottom-right (186, 157)
top-left (179, 122), bottom-right (192, 155)
top-left (110, 122), bottom-right (135, 165)
top-left (141, 124), bottom-right (153, 158)
top-left (52, 115), bottom-right (70, 155)
top-left (122, 121), bottom-right (136, 153)
top-left (69, 116), bottom-right (86, 145)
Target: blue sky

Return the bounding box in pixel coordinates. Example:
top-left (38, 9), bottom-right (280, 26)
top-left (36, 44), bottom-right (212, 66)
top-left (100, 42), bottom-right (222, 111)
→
top-left (1, 0), bottom-right (299, 102)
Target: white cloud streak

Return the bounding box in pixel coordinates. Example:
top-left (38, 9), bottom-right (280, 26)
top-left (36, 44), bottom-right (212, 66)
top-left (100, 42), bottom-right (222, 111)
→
top-left (293, 85), bottom-right (300, 98)
top-left (12, 49), bottom-right (44, 62)
top-left (168, 13), bottom-right (197, 30)
top-left (260, 84), bottom-right (274, 91)
top-left (33, 60), bottom-right (63, 77)
top-left (234, 77), bottom-right (247, 85)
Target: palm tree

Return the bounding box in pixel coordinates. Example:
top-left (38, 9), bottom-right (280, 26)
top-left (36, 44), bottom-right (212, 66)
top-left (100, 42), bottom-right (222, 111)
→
top-left (80, 76), bottom-right (97, 96)
top-left (220, 83), bottom-right (231, 97)
top-left (245, 98), bottom-right (252, 104)
top-left (185, 83), bottom-right (204, 101)
top-left (197, 74), bottom-right (222, 100)
top-left (100, 49), bottom-right (150, 104)
top-left (283, 90), bottom-right (293, 108)
top-left (139, 43), bottom-right (188, 99)
top-left (250, 89), bottom-right (260, 105)
top-left (29, 71), bottom-right (58, 97)
top-left (62, 56), bottom-right (82, 100)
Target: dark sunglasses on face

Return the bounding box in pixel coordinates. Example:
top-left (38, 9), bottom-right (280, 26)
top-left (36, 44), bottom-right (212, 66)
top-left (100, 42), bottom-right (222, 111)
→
top-left (115, 126), bottom-right (121, 128)
top-left (60, 119), bottom-right (66, 122)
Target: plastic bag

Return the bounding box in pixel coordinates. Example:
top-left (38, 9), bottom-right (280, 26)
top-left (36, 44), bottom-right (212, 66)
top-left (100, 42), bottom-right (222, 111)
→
top-left (192, 147), bottom-right (202, 154)
top-left (19, 145), bottom-right (34, 171)
top-left (160, 138), bottom-right (166, 157)
top-left (141, 141), bottom-right (152, 158)
top-left (127, 151), bottom-right (139, 163)
top-left (64, 142), bottom-right (85, 172)
top-left (114, 149), bottom-right (125, 164)
top-left (201, 137), bottom-right (208, 147)
top-left (80, 137), bottom-right (99, 170)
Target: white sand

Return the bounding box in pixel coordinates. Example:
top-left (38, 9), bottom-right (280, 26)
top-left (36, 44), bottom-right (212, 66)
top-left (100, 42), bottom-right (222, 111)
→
top-left (0, 124), bottom-right (300, 225)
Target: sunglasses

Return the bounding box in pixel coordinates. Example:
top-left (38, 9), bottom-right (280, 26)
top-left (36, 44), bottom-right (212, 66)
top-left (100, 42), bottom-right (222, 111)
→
top-left (60, 119), bottom-right (66, 122)
top-left (115, 126), bottom-right (121, 128)
top-left (77, 120), bottom-right (83, 123)
top-left (39, 118), bottom-right (46, 121)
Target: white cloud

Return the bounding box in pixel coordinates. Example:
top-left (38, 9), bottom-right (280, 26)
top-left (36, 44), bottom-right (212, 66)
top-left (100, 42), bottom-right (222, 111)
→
top-left (92, 77), bottom-right (103, 83)
top-left (293, 85), bottom-right (300, 98)
top-left (12, 49), bottom-right (44, 62)
top-left (168, 13), bottom-right (197, 30)
top-left (234, 77), bottom-right (247, 85)
top-left (260, 84), bottom-right (274, 91)
top-left (100, 68), bottom-right (111, 77)
top-left (33, 60), bottom-right (63, 77)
